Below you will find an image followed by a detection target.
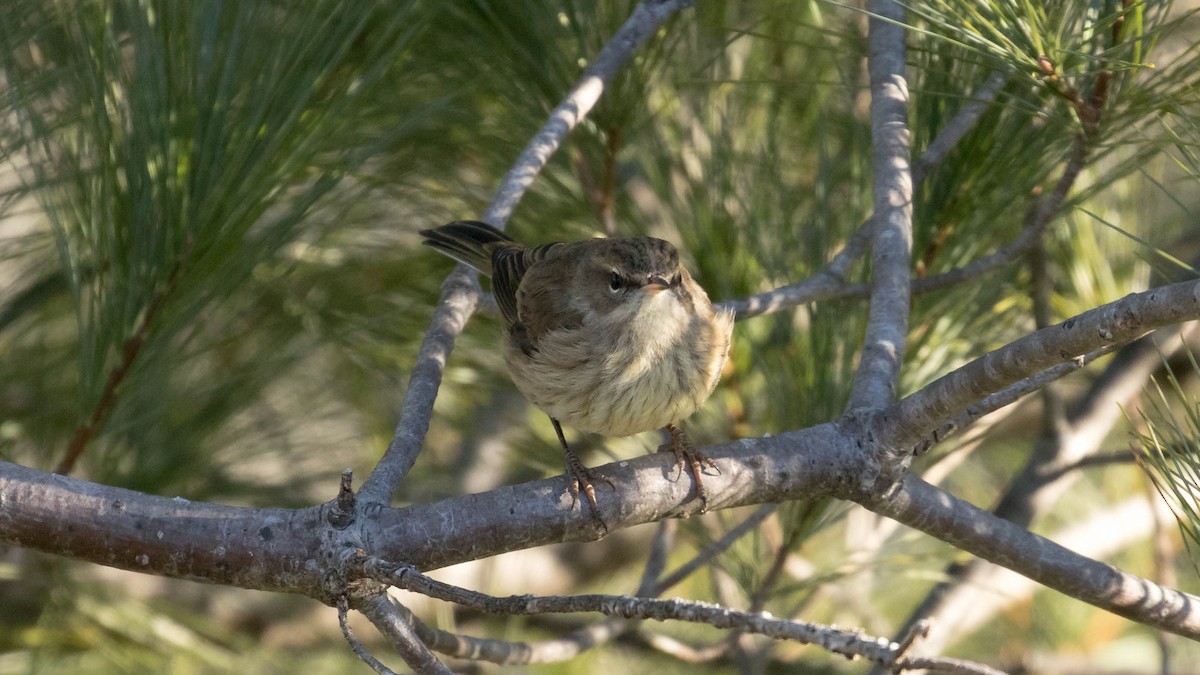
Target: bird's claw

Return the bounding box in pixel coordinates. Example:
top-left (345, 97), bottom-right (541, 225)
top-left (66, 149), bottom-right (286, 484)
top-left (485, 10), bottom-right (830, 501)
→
top-left (564, 448), bottom-right (613, 532)
top-left (661, 424), bottom-right (717, 513)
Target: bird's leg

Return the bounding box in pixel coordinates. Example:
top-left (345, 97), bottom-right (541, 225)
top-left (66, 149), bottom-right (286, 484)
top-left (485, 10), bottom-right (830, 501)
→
top-left (552, 418), bottom-right (612, 528)
top-left (661, 423), bottom-right (718, 512)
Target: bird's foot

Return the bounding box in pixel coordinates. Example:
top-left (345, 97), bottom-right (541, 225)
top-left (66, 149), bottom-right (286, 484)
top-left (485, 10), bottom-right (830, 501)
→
top-left (660, 424), bottom-right (718, 513)
top-left (564, 447), bottom-right (614, 532)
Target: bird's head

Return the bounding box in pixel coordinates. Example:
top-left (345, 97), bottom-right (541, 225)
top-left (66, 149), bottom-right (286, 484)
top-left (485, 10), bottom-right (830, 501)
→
top-left (575, 237), bottom-right (690, 322)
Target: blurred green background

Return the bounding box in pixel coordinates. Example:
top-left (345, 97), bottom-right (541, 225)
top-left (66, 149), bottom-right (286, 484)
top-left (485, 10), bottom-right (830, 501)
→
top-left (1, 0), bottom-right (1199, 672)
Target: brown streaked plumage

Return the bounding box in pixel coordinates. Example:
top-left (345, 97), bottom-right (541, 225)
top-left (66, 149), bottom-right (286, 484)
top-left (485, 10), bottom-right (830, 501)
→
top-left (421, 220), bottom-right (734, 517)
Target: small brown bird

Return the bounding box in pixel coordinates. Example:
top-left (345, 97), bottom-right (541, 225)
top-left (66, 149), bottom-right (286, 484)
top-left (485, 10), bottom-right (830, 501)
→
top-left (421, 220), bottom-right (734, 515)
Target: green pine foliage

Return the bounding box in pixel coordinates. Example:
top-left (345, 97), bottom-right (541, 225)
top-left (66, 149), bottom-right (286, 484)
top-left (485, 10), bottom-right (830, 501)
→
top-left (1133, 347), bottom-right (1200, 572)
top-left (1, 0), bottom-right (1198, 671)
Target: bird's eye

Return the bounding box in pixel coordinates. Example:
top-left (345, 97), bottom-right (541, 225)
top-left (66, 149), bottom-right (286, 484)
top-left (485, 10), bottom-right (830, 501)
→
top-left (608, 271), bottom-right (622, 293)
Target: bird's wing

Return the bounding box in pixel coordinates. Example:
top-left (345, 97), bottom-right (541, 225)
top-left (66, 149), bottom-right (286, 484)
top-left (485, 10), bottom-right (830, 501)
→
top-left (510, 245), bottom-right (589, 356)
top-left (491, 242), bottom-right (565, 328)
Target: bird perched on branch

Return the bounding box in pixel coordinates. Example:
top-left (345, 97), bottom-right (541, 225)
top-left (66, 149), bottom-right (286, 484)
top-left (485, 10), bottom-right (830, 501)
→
top-left (421, 220), bottom-right (734, 521)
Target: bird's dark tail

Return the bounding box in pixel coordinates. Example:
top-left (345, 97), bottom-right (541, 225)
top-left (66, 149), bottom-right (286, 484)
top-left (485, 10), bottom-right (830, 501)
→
top-left (419, 220), bottom-right (520, 277)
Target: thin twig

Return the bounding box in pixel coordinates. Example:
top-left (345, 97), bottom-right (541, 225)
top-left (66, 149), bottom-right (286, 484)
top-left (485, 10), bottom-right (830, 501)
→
top-left (489, 516), bottom-right (682, 665)
top-left (1040, 449), bottom-right (1135, 482)
top-left (897, 656), bottom-right (1008, 675)
top-left (491, 505), bottom-right (770, 664)
top-left (637, 519), bottom-right (677, 596)
top-left (904, 219), bottom-right (1042, 295)
top-left (895, 619), bottom-right (931, 657)
top-left (747, 517), bottom-right (805, 613)
top-left (721, 72), bottom-right (1006, 320)
top-left (56, 263), bottom-right (182, 475)
top-left (328, 468), bottom-right (357, 528)
top-left (773, 214), bottom-right (1049, 308)
top-left (720, 72), bottom-right (1012, 319)
top-left (655, 503), bottom-right (777, 592)
top-left (482, 0), bottom-right (693, 228)
top-left (601, 127), bottom-right (620, 236)
top-left (730, 514), bottom-right (810, 670)
top-left (637, 631), bottom-right (735, 663)
top-left (364, 559), bottom-right (1003, 673)
top-left (388, 596), bottom-right (631, 665)
top-left (847, 0), bottom-right (913, 411)
top-left (356, 0), bottom-right (694, 505)
top-left (574, 127), bottom-right (622, 236)
top-left (718, 222), bottom-right (873, 319)
top-left (356, 593), bottom-right (453, 675)
top-left (911, 73), bottom-right (1007, 185)
top-left (339, 595), bottom-right (401, 675)
top-left (573, 146), bottom-right (606, 231)
top-left (526, 506), bottom-right (770, 664)
top-left (1147, 460), bottom-right (1179, 675)
top-left (1028, 223), bottom-right (1055, 334)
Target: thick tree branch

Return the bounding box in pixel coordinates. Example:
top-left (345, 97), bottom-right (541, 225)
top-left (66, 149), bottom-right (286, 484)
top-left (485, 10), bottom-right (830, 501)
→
top-left (916, 345), bottom-right (1120, 454)
top-left (882, 279), bottom-right (1200, 452)
top-left (0, 424), bottom-right (858, 595)
top-left (885, 326), bottom-right (1194, 661)
top-left (847, 0), bottom-right (913, 411)
top-left (861, 476), bottom-right (1200, 639)
top-left (364, 426), bottom-right (860, 571)
top-left (637, 519), bottom-right (677, 594)
top-left (887, 495), bottom-right (1172, 664)
top-left (0, 460), bottom-right (329, 594)
top-left (5, 285), bottom-right (1200, 644)
top-left (6, 373), bottom-right (1200, 641)
top-left (356, 593), bottom-right (452, 674)
top-left (357, 0), bottom-right (694, 505)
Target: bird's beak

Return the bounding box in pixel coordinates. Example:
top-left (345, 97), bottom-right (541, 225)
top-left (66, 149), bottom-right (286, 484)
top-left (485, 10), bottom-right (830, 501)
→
top-left (643, 274), bottom-right (672, 294)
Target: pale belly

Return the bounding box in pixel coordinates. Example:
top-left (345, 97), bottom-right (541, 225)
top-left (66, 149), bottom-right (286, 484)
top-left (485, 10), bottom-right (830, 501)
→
top-left (503, 318), bottom-right (727, 437)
